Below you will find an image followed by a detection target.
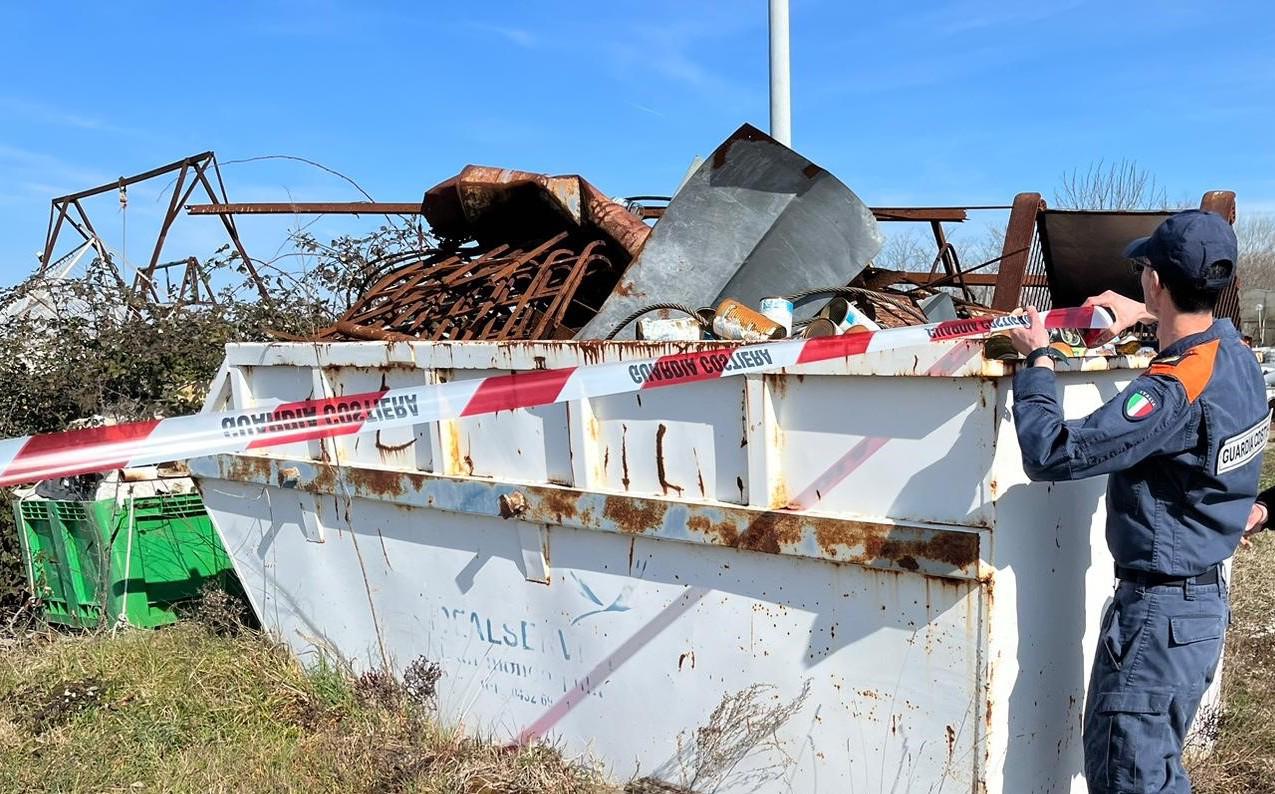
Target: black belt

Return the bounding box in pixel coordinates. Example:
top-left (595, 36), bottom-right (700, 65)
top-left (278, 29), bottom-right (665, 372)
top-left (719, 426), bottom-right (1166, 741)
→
top-left (1115, 565), bottom-right (1220, 588)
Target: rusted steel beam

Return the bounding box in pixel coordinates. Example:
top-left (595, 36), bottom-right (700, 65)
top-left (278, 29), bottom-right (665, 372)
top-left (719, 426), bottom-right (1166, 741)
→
top-left (186, 201), bottom-right (426, 215)
top-left (53, 152), bottom-right (215, 203)
top-left (990, 193), bottom-right (1045, 311)
top-left (871, 208), bottom-right (969, 222)
top-left (334, 321), bottom-right (417, 341)
top-left (191, 167), bottom-right (272, 305)
top-left (40, 202), bottom-right (70, 271)
top-left (870, 271), bottom-right (1046, 288)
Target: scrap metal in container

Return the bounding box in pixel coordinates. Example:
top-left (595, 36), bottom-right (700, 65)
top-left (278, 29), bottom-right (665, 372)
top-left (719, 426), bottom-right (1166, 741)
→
top-left (314, 166), bottom-right (651, 342)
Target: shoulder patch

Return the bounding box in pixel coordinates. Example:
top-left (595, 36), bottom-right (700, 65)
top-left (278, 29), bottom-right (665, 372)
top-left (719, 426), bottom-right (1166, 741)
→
top-left (1147, 338), bottom-right (1220, 403)
top-left (1217, 412), bottom-right (1272, 475)
top-left (1123, 389), bottom-right (1159, 420)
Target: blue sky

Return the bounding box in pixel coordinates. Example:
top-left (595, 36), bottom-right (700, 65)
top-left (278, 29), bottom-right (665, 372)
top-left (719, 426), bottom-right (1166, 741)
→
top-left (1, 0), bottom-right (1272, 284)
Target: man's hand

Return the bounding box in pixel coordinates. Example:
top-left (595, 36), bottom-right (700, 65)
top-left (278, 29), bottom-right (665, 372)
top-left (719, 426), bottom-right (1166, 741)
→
top-left (1082, 291), bottom-right (1153, 346)
top-left (1242, 501), bottom-right (1268, 549)
top-left (1005, 307), bottom-right (1050, 358)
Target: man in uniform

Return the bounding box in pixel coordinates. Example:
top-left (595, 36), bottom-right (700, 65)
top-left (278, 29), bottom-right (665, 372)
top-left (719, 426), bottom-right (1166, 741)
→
top-left (1005, 209), bottom-right (1269, 793)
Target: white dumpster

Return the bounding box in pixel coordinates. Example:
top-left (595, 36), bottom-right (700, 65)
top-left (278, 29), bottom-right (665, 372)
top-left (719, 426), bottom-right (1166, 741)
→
top-left (189, 337), bottom-right (1221, 793)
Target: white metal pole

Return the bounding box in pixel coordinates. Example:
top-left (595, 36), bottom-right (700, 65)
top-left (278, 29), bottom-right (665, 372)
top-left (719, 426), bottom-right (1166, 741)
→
top-left (769, 0), bottom-right (792, 147)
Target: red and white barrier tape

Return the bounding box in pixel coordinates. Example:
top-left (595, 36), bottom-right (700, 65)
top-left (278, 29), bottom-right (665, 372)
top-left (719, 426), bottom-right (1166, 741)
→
top-left (0, 307), bottom-right (1110, 488)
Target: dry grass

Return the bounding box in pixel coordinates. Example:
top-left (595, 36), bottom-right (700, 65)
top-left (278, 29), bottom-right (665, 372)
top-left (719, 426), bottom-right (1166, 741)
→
top-left (0, 621), bottom-right (614, 794)
top-left (1186, 446), bottom-right (1275, 793)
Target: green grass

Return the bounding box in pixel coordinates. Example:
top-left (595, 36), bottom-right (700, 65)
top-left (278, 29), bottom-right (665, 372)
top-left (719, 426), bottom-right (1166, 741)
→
top-left (1186, 446), bottom-right (1275, 793)
top-left (0, 622), bottom-right (613, 793)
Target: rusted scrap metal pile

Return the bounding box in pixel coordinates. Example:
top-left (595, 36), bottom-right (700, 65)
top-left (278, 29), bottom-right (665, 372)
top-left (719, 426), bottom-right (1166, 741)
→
top-left (314, 123), bottom-right (1008, 345)
top-left (32, 127), bottom-right (1242, 342)
top-left (191, 123), bottom-right (1238, 345)
top-left (315, 166), bottom-right (652, 342)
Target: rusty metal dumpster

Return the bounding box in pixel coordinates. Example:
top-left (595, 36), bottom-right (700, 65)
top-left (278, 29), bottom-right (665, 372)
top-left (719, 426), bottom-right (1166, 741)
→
top-left (188, 337), bottom-right (1220, 792)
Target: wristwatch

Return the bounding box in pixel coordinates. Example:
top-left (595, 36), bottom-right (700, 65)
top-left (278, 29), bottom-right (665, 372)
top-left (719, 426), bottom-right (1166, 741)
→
top-left (1025, 347), bottom-right (1067, 367)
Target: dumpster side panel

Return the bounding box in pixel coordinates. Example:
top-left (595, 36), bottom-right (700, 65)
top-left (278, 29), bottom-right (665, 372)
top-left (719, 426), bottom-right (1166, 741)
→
top-left (771, 375), bottom-right (997, 526)
top-left (196, 341), bottom-right (1166, 793)
top-left (983, 369), bottom-right (1223, 794)
top-left (587, 380), bottom-right (750, 505)
top-left (321, 364), bottom-right (438, 474)
top-left (198, 473), bottom-right (985, 791)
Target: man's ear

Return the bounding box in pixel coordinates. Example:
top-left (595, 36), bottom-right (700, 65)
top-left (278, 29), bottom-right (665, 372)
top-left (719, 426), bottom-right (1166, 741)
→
top-left (1147, 269), bottom-right (1163, 297)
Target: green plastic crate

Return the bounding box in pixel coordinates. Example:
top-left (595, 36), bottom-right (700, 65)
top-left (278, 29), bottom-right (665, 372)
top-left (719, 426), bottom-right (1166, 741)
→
top-left (16, 490), bottom-right (240, 629)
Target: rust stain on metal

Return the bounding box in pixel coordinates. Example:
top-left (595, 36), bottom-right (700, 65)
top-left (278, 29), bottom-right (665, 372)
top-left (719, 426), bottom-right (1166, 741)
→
top-left (814, 521), bottom-right (980, 570)
top-left (347, 467), bottom-right (408, 498)
top-left (224, 455), bottom-right (275, 484)
top-left (602, 495), bottom-right (667, 535)
top-left (311, 464), bottom-right (339, 493)
top-left (375, 430), bottom-right (415, 455)
top-left (620, 425), bottom-right (630, 490)
top-left (537, 488), bottom-right (579, 522)
top-left (711, 123), bottom-right (769, 169)
top-left (654, 424), bottom-right (684, 497)
top-left (677, 651), bottom-right (696, 671)
top-left (946, 725), bottom-right (956, 759)
top-left (445, 428), bottom-right (464, 476)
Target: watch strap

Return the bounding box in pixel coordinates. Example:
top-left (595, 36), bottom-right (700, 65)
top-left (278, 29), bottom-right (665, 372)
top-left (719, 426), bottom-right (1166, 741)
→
top-left (1025, 347), bottom-right (1065, 367)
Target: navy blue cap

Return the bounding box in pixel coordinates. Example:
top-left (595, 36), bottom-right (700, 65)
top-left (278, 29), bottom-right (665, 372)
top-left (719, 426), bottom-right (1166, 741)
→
top-left (1123, 209), bottom-right (1238, 290)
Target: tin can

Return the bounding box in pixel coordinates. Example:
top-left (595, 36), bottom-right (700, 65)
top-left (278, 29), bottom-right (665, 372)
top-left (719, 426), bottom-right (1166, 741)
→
top-left (636, 317), bottom-right (704, 342)
top-left (801, 318), bottom-right (839, 338)
top-left (759, 297), bottom-right (795, 335)
top-left (820, 297), bottom-right (881, 332)
top-left (712, 298), bottom-right (787, 342)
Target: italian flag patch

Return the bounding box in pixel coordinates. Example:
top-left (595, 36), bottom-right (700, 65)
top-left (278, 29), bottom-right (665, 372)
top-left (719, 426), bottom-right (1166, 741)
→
top-left (1124, 389), bottom-right (1157, 420)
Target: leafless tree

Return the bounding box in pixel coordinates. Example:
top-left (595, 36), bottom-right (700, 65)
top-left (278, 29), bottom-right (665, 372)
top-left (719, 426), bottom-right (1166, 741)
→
top-left (1238, 213), bottom-right (1275, 290)
top-left (1054, 159), bottom-right (1171, 210)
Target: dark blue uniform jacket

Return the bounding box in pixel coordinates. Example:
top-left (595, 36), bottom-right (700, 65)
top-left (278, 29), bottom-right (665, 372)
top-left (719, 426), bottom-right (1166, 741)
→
top-left (1013, 320), bottom-right (1269, 575)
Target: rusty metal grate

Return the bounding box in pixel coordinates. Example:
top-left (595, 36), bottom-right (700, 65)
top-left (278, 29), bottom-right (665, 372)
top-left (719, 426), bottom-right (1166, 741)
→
top-left (316, 232), bottom-right (629, 341)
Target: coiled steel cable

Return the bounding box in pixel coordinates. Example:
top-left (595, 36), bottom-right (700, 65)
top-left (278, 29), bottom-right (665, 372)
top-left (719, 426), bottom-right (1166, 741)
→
top-left (604, 303), bottom-right (711, 340)
top-left (783, 286), bottom-right (929, 325)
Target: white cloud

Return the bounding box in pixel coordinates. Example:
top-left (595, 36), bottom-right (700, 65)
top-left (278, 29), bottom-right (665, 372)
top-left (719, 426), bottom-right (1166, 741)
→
top-left (628, 102), bottom-right (666, 119)
top-left (480, 24), bottom-right (536, 49)
top-left (0, 97), bottom-right (147, 138)
top-left (0, 144), bottom-right (109, 196)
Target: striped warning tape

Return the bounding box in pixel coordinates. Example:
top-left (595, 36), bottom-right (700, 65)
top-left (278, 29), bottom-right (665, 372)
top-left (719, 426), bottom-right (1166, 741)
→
top-left (0, 307), bottom-right (1110, 488)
